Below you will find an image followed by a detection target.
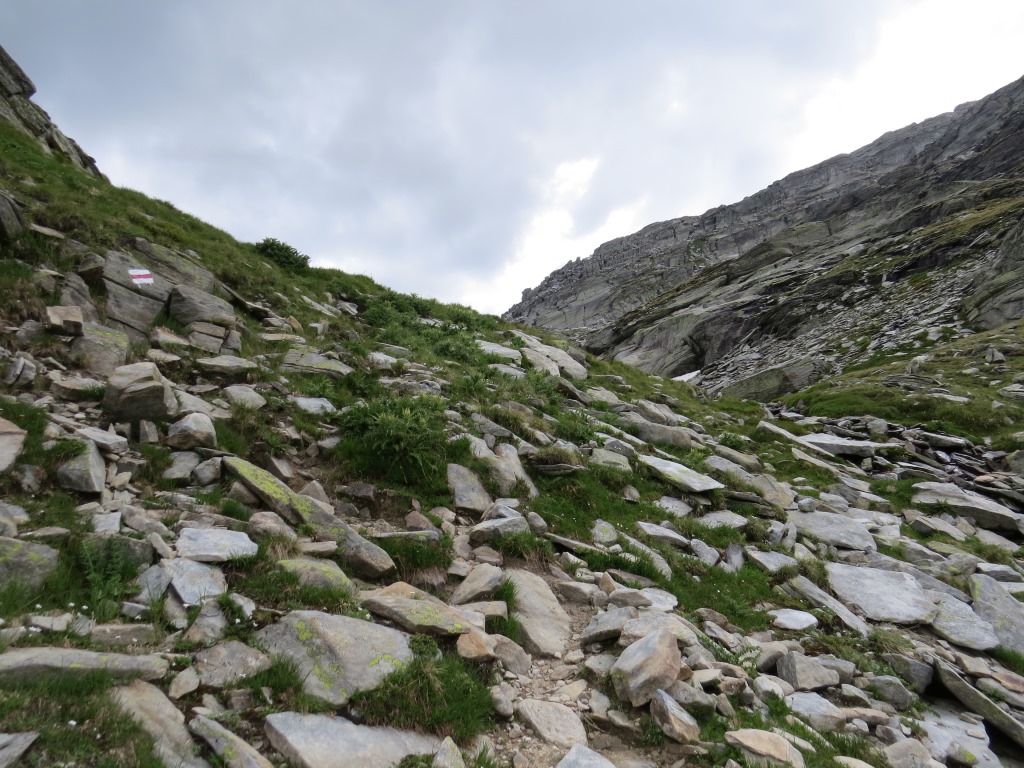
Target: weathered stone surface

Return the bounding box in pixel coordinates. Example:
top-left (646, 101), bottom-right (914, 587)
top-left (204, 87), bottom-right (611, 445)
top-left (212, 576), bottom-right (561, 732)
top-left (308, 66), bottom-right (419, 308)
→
top-left (935, 660), bottom-right (1024, 749)
top-left (280, 346), bottom-right (352, 378)
top-left (725, 729), bottom-right (805, 768)
top-left (363, 588), bottom-right (473, 636)
top-left (256, 611), bottom-right (412, 705)
top-left (222, 384), bottom-right (267, 409)
top-left (969, 574), bottom-right (1024, 654)
top-left (788, 511), bottom-right (876, 552)
top-left (917, 700), bottom-right (1001, 768)
top-left (74, 426), bottom-right (128, 454)
top-left (189, 715), bottom-right (274, 768)
top-left (928, 590), bottom-right (999, 651)
top-left (195, 355), bottom-right (258, 376)
top-left (507, 569), bottom-right (572, 657)
top-left (618, 412), bottom-right (692, 448)
top-left (223, 456), bottom-right (324, 526)
top-left (0, 732), bottom-right (38, 768)
top-left (56, 440), bottom-right (105, 494)
top-left (449, 563), bottom-right (504, 605)
top-left (704, 455), bottom-right (795, 508)
top-left (776, 652), bottom-right (839, 691)
top-left (476, 339), bottom-right (522, 363)
top-left (193, 641), bottom-right (271, 688)
top-left (611, 628), bottom-right (681, 707)
top-left (785, 691), bottom-right (846, 732)
top-left (169, 284), bottom-right (235, 327)
top-left (176, 528), bottom-right (258, 562)
top-left (768, 609), bottom-right (818, 631)
top-left (103, 362), bottom-right (178, 422)
top-left (650, 689), bottom-right (700, 743)
top-left (555, 745), bottom-right (617, 768)
top-left (636, 454), bottom-right (724, 493)
top-left (0, 417), bottom-right (26, 474)
top-left (277, 558), bottom-right (352, 591)
top-left (517, 699), bottom-right (588, 747)
top-left (70, 323), bottom-right (129, 377)
top-left (112, 680), bottom-right (209, 768)
top-left (163, 557), bottom-right (228, 605)
top-left (580, 607), bottom-right (639, 645)
top-left (265, 713), bottom-right (441, 768)
top-left (912, 482), bottom-right (1024, 532)
top-left (447, 464), bottom-right (492, 514)
top-left (826, 563), bottom-right (936, 624)
top-left (0, 537), bottom-right (58, 590)
top-left (165, 412), bottom-right (217, 450)
top-left (0, 647), bottom-right (168, 681)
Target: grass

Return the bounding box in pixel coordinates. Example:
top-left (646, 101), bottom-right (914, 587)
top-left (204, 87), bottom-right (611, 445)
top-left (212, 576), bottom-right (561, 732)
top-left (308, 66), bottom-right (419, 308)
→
top-left (375, 534), bottom-right (454, 584)
top-left (990, 646), bottom-right (1024, 676)
top-left (242, 657), bottom-right (334, 714)
top-left (490, 531), bottom-right (554, 563)
top-left (349, 638), bottom-right (495, 743)
top-left (0, 671), bottom-right (163, 767)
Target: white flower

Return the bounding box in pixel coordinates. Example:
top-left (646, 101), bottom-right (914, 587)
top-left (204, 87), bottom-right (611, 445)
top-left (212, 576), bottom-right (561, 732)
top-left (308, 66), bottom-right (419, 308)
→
top-left (68, 720), bottom-right (77, 727)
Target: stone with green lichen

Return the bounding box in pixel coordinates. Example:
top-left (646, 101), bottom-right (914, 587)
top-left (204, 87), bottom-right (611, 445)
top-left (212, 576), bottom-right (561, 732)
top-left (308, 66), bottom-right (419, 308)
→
top-left (277, 557), bottom-right (353, 591)
top-left (0, 536), bottom-right (59, 589)
top-left (0, 647), bottom-right (168, 681)
top-left (280, 346), bottom-right (353, 378)
top-left (361, 586), bottom-right (473, 636)
top-left (70, 322), bottom-right (128, 377)
top-left (189, 714), bottom-right (274, 768)
top-left (255, 610), bottom-right (413, 706)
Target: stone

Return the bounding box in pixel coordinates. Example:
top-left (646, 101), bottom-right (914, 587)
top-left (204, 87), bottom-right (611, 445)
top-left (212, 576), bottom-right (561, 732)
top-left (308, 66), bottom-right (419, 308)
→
top-left (70, 323), bottom-right (129, 377)
top-left (0, 647), bottom-right (168, 681)
top-left (103, 362), bottom-right (178, 422)
top-left (0, 417), bottom-right (27, 474)
top-left (776, 652), bottom-right (839, 691)
top-left (223, 456), bottom-right (326, 526)
top-left (278, 558), bottom-right (352, 591)
top-left (787, 575), bottom-right (869, 636)
top-left (449, 563), bottom-right (504, 605)
top-left (256, 610), bottom-right (413, 705)
top-left (917, 700), bottom-right (1001, 768)
top-left (193, 641), bottom-right (271, 688)
top-left (169, 284), bottom-right (235, 327)
top-left (189, 715), bottom-right (273, 768)
top-left (555, 745), bottom-right (617, 768)
top-left (0, 537), bottom-right (59, 590)
top-left (912, 482), bottom-right (1024, 532)
top-left (176, 528), bottom-right (258, 562)
top-left (590, 448), bottom-right (631, 472)
top-left (163, 557), bottom-right (228, 605)
top-left (788, 511), bottom-right (875, 552)
top-left (928, 590), bottom-right (999, 651)
top-left (447, 464), bottom-right (493, 514)
top-left (432, 737), bottom-right (466, 768)
top-left (469, 515), bottom-right (530, 544)
top-left (636, 454), bottom-right (724, 493)
top-left (164, 451), bottom-right (202, 483)
top-left (581, 607), bottom-right (639, 645)
top-left (74, 426), bottom-right (129, 454)
top-left (280, 346), bottom-right (352, 378)
top-left (507, 569), bottom-right (572, 657)
top-left (785, 692), bottom-right (846, 732)
top-left (91, 623), bottom-right (158, 647)
top-left (649, 689), bottom-right (700, 743)
top-left (265, 712), bottom-right (440, 768)
top-left (882, 738), bottom-right (933, 768)
top-left (476, 340), bottom-right (522, 363)
top-left (611, 628), bottom-right (682, 707)
top-left (0, 733), bottom-right (38, 767)
top-left (969, 574), bottom-right (1024, 655)
top-left (165, 412), bottom-right (217, 450)
top-left (517, 699), bottom-right (588, 747)
top-left (725, 729), bottom-right (805, 768)
top-left (112, 680), bottom-right (209, 768)
top-left (182, 601), bottom-right (227, 646)
top-left (46, 304), bottom-right (84, 335)
top-left (222, 385), bottom-right (267, 409)
top-left (56, 440), bottom-right (105, 493)
top-left (826, 563), bottom-right (937, 624)
top-left (935, 660), bottom-right (1024, 750)
top-left (195, 355), bottom-right (258, 377)
top-left (870, 675), bottom-right (915, 711)
top-left (800, 433), bottom-right (877, 458)
top-left (363, 587), bottom-right (474, 636)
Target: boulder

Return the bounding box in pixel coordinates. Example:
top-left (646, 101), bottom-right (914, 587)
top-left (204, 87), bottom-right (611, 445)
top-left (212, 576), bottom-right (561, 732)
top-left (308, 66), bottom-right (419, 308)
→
top-left (165, 412), bottom-right (217, 450)
top-left (517, 699), bottom-right (588, 747)
top-left (0, 537), bottom-right (59, 589)
top-left (826, 563), bottom-right (937, 624)
top-left (56, 440), bottom-right (106, 494)
top-left (0, 417), bottom-right (27, 474)
top-left (610, 628), bottom-right (681, 707)
top-left (969, 574), bottom-right (1024, 655)
top-left (265, 713), bottom-right (440, 768)
top-left (169, 284), bottom-right (235, 327)
top-left (507, 569), bottom-right (572, 657)
top-left (103, 362), bottom-right (179, 422)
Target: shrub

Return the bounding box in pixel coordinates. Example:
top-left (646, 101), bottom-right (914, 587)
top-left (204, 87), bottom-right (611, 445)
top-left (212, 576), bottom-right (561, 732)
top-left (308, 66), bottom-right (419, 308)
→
top-left (552, 409), bottom-right (596, 444)
top-left (253, 237), bottom-right (309, 272)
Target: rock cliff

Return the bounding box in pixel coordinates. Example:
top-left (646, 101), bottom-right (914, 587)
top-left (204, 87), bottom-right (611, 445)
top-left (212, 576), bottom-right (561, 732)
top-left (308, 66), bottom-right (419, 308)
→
top-left (506, 74), bottom-right (1024, 398)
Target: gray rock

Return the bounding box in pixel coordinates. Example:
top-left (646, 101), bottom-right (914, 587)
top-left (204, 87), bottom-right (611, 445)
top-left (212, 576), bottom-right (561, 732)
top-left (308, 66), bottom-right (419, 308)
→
top-left (163, 557), bottom-right (228, 605)
top-left (288, 396), bottom-right (336, 415)
top-left (785, 691), bottom-right (846, 732)
top-left (928, 590), bottom-right (998, 651)
top-left (0, 417), bottom-right (27, 474)
top-left (918, 700), bottom-right (1001, 768)
top-left (363, 588), bottom-right (474, 636)
top-left (449, 563), bottom-right (504, 605)
top-left (800, 433), bottom-right (877, 458)
top-left (649, 689), bottom-right (700, 743)
top-left (881, 654), bottom-right (933, 694)
top-left (636, 454), bottom-right (724, 493)
top-left (277, 558), bottom-right (352, 591)
top-left (555, 745), bottom-right (617, 768)
top-left (103, 362), bottom-right (179, 422)
top-left (190, 715), bottom-right (274, 768)
top-left (870, 675), bottom-right (915, 711)
top-left (776, 651), bottom-right (840, 691)
top-left (56, 440), bottom-right (105, 493)
top-left (725, 729), bottom-right (805, 768)
top-left (176, 528), bottom-right (258, 562)
top-left (618, 411), bottom-right (692, 448)
top-left (112, 680), bottom-right (209, 768)
top-left (788, 511), bottom-right (876, 552)
top-left (0, 537), bottom-right (58, 590)
top-left (826, 563), bottom-right (936, 624)
top-left (507, 569), bottom-right (572, 657)
top-left (0, 732), bottom-right (38, 768)
top-left (265, 712), bottom-right (441, 768)
top-left (165, 412), bottom-right (217, 450)
top-left (611, 628), bottom-right (681, 707)
top-left (256, 610), bottom-right (413, 705)
top-left (164, 451), bottom-right (202, 483)
top-left (0, 647), bottom-right (168, 681)
top-left (193, 640), bottom-right (271, 688)
top-left (469, 515), bottom-right (529, 544)
top-left (195, 355), bottom-right (258, 377)
top-left (969, 574), bottom-right (1024, 654)
top-left (280, 346), bottom-right (352, 378)
top-left (580, 607), bottom-right (639, 645)
top-left (447, 464), bottom-right (492, 514)
top-left (590, 448), bottom-right (631, 472)
top-left (169, 284), bottom-right (235, 327)
top-left (912, 482), bottom-right (1024, 532)
top-left (74, 426), bottom-right (128, 454)
top-left (517, 699), bottom-right (588, 747)
top-left (222, 385), bottom-right (267, 409)
top-left (70, 323), bottom-right (129, 377)
top-left (935, 660), bottom-right (1024, 750)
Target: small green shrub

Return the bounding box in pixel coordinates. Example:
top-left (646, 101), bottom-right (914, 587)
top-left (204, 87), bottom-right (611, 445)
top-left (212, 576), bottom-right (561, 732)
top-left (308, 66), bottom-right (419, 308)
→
top-left (376, 535), bottom-right (453, 583)
top-left (552, 409), bottom-right (596, 444)
top-left (718, 432), bottom-right (747, 451)
top-left (253, 237), bottom-right (310, 272)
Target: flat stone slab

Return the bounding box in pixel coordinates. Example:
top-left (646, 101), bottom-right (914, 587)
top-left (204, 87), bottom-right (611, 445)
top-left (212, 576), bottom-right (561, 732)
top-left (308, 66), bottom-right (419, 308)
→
top-left (969, 574), bottom-right (1024, 655)
top-left (611, 628), bottom-right (681, 707)
top-left (787, 576), bottom-right (869, 637)
top-left (936, 660), bottom-right (1024, 750)
top-left (0, 732), bottom-right (38, 768)
top-left (637, 454), bottom-right (724, 493)
top-left (0, 647), bottom-right (168, 681)
top-left (362, 589), bottom-right (473, 636)
top-left (769, 609), bottom-right (818, 631)
top-left (176, 528), bottom-right (258, 562)
top-left (913, 482), bottom-right (1024, 532)
top-left (280, 347), bottom-right (353, 378)
top-left (0, 537), bottom-right (59, 590)
top-left (508, 569), bottom-right (572, 657)
top-left (556, 745), bottom-right (617, 768)
top-left (195, 356), bottom-right (258, 376)
top-left (265, 713), bottom-right (440, 768)
top-left (447, 463), bottom-right (492, 514)
top-left (163, 557), bottom-right (228, 605)
top-left (826, 563), bottom-right (937, 624)
top-left (193, 641), bottom-right (271, 688)
top-left (788, 510), bottom-right (876, 551)
top-left (800, 433), bottom-right (877, 457)
top-left (746, 549), bottom-right (798, 574)
top-left (189, 715), bottom-right (274, 768)
top-left (256, 611), bottom-right (412, 705)
top-left (112, 680), bottom-right (209, 768)
top-left (277, 558), bottom-right (352, 591)
top-left (517, 699), bottom-right (588, 748)
top-left (725, 729), bottom-right (805, 768)
top-left (929, 590), bottom-right (998, 651)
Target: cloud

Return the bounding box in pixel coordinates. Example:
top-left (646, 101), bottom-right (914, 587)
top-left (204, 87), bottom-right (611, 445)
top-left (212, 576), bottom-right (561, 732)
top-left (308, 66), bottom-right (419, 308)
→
top-left (4, 1), bottom-right (1018, 315)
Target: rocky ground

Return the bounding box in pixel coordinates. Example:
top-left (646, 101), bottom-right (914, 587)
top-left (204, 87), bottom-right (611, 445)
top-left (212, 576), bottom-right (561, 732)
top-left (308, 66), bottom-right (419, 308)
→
top-left (0, 231), bottom-right (1022, 768)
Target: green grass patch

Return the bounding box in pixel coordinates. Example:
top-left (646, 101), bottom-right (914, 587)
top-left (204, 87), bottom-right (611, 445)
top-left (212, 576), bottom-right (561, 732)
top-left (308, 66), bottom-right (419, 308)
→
top-left (376, 535), bottom-right (454, 583)
top-left (990, 646), bottom-right (1024, 676)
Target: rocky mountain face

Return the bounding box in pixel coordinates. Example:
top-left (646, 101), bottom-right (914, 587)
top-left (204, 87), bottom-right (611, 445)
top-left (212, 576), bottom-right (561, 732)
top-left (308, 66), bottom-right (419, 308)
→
top-left (2, 46), bottom-right (1024, 768)
top-left (505, 75), bottom-right (1024, 399)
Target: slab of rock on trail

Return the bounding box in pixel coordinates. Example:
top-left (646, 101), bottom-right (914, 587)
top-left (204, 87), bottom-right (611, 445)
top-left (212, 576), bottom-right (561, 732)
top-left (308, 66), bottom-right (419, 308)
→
top-left (636, 454), bottom-right (724, 493)
top-left (189, 715), bottom-right (275, 768)
top-left (928, 590), bottom-right (999, 651)
top-left (0, 647), bottom-right (168, 681)
top-left (55, 439), bottom-right (105, 494)
top-left (193, 640), bottom-right (271, 688)
top-left (725, 729), bottom-right (805, 768)
top-left (912, 481), bottom-right (1024, 532)
top-left (361, 581), bottom-right (475, 636)
top-left (256, 610), bottom-right (413, 705)
top-left (507, 568), bottom-right (572, 658)
top-left (649, 689), bottom-right (700, 743)
top-left (969, 574), bottom-right (1024, 654)
top-left (449, 562), bottom-right (504, 605)
top-left (264, 712), bottom-right (441, 768)
top-left (826, 562), bottom-right (937, 624)
top-left (112, 680), bottom-right (210, 768)
top-left (102, 361), bottom-right (178, 422)
top-left (555, 745), bottom-right (617, 768)
top-left (0, 733), bottom-right (38, 767)
top-left (176, 527), bottom-right (258, 562)
top-left (517, 699), bottom-right (588, 748)
top-left (787, 510), bottom-right (876, 552)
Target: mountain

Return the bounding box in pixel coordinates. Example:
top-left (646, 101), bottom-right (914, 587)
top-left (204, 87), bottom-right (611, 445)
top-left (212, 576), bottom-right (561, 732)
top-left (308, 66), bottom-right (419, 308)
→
top-left (505, 75), bottom-right (1024, 399)
top-left (2, 43), bottom-right (1024, 768)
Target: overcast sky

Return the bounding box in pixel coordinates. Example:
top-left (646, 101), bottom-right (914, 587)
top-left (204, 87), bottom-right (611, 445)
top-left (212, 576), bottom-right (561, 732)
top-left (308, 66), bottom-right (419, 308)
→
top-left (3, 2), bottom-right (1024, 314)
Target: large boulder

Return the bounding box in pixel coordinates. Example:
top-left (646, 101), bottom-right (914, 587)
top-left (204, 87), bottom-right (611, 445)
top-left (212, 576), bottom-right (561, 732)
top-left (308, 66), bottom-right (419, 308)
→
top-left (0, 537), bottom-right (59, 589)
top-left (169, 284), bottom-right (235, 327)
top-left (103, 362), bottom-right (179, 422)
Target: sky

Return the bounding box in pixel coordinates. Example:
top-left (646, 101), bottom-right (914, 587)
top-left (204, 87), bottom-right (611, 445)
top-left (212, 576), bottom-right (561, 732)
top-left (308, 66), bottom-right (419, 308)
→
top-left (3, 1), bottom-right (1024, 315)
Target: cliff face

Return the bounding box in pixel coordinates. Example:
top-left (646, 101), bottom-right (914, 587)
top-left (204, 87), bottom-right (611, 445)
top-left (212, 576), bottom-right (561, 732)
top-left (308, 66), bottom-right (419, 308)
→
top-left (0, 44), bottom-right (103, 178)
top-left (505, 75), bottom-right (1024, 397)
